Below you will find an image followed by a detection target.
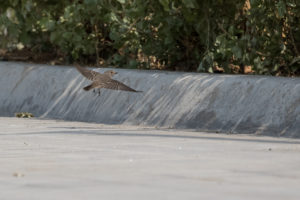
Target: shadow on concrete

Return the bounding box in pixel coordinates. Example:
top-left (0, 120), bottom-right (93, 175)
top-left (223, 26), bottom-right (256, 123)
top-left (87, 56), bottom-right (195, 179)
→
top-left (4, 128), bottom-right (300, 144)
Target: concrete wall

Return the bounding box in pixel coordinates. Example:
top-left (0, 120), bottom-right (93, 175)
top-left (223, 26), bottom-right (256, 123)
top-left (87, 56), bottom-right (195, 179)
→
top-left (0, 62), bottom-right (299, 137)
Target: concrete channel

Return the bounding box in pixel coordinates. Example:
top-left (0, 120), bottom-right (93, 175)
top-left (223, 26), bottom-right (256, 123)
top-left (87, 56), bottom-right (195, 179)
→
top-left (0, 61), bottom-right (299, 137)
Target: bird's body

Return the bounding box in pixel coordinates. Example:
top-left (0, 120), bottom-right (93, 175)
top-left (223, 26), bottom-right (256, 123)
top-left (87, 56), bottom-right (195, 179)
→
top-left (75, 64), bottom-right (142, 94)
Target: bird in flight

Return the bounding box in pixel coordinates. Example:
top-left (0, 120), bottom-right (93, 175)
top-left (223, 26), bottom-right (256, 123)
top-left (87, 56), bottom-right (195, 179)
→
top-left (75, 63), bottom-right (142, 95)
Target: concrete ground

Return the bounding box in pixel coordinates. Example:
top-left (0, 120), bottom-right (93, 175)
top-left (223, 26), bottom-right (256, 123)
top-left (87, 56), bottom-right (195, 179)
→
top-left (1, 117), bottom-right (300, 200)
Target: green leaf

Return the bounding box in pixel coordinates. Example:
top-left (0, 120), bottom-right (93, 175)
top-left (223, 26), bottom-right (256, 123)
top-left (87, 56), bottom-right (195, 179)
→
top-left (254, 57), bottom-right (263, 72)
top-left (276, 0), bottom-right (286, 18)
top-left (182, 0), bottom-right (198, 9)
top-left (50, 32), bottom-right (59, 43)
top-left (289, 56), bottom-right (300, 66)
top-left (40, 18), bottom-right (55, 31)
top-left (62, 32), bottom-right (73, 40)
top-left (104, 12), bottom-right (118, 22)
top-left (286, 2), bottom-right (296, 7)
top-left (159, 0), bottom-right (170, 11)
top-left (7, 24), bottom-right (19, 38)
top-left (231, 46), bottom-right (242, 59)
top-left (109, 30), bottom-right (118, 41)
top-left (19, 32), bottom-right (31, 44)
top-left (197, 61), bottom-right (205, 72)
top-left (116, 0), bottom-right (126, 4)
top-left (84, 0), bottom-right (98, 5)
top-left (128, 59), bottom-right (138, 68)
top-left (6, 7), bottom-right (18, 24)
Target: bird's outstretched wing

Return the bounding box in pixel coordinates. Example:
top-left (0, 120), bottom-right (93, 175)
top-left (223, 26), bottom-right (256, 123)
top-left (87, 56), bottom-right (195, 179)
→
top-left (75, 63), bottom-right (101, 81)
top-left (98, 79), bottom-right (142, 92)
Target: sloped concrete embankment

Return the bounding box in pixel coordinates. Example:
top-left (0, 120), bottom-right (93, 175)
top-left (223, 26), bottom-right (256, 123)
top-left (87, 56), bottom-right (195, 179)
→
top-left (0, 62), bottom-right (299, 137)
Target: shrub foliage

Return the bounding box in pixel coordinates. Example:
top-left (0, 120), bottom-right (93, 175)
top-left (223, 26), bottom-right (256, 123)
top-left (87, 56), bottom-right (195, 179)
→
top-left (0, 0), bottom-right (299, 75)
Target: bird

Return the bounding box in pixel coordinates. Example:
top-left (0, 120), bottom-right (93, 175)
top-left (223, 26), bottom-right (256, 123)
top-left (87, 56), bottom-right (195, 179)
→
top-left (75, 63), bottom-right (142, 95)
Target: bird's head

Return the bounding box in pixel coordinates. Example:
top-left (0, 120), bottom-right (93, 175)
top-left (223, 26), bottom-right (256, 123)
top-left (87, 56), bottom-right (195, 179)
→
top-left (104, 70), bottom-right (118, 78)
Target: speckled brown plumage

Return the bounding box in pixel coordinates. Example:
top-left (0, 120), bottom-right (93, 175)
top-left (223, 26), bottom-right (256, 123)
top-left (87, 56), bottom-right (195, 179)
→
top-left (75, 63), bottom-right (142, 94)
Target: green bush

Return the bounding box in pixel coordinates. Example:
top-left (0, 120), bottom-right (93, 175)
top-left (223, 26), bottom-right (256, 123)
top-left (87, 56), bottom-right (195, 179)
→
top-left (201, 0), bottom-right (300, 75)
top-left (0, 0), bottom-right (299, 75)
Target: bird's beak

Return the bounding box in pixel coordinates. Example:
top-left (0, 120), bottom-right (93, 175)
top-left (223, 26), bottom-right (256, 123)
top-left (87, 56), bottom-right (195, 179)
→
top-left (115, 72), bottom-right (118, 74)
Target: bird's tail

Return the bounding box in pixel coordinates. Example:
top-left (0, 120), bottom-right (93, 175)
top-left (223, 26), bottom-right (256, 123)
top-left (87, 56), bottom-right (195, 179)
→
top-left (83, 84), bottom-right (94, 91)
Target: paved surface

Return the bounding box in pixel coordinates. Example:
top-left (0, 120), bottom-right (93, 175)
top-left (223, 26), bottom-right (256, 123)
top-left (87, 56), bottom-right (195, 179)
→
top-left (1, 117), bottom-right (300, 200)
top-left (1, 62), bottom-right (300, 137)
